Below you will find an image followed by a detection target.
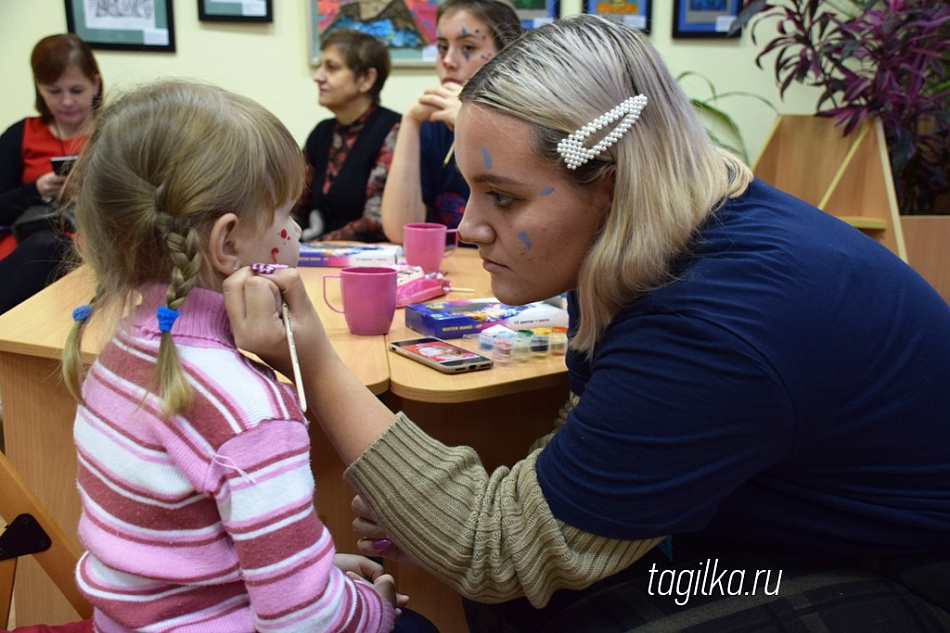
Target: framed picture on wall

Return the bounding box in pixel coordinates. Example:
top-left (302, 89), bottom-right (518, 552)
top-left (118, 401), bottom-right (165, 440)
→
top-left (198, 0), bottom-right (273, 22)
top-left (672, 0), bottom-right (743, 38)
top-left (514, 0), bottom-right (560, 30)
top-left (65, 0), bottom-right (176, 52)
top-left (309, 0), bottom-right (558, 67)
top-left (584, 0), bottom-right (651, 34)
top-left (310, 0), bottom-right (439, 67)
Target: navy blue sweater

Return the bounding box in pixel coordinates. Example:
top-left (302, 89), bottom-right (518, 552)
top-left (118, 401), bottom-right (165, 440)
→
top-left (538, 179), bottom-right (950, 558)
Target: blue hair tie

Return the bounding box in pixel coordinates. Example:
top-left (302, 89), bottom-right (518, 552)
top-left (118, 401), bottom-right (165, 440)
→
top-left (72, 305), bottom-right (92, 323)
top-left (156, 306), bottom-right (180, 333)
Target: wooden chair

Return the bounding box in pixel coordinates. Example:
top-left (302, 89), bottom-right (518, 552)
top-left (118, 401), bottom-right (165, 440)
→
top-left (0, 449), bottom-right (91, 627)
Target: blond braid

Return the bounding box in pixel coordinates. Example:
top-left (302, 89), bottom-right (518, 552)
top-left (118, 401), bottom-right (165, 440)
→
top-left (155, 218), bottom-right (204, 415)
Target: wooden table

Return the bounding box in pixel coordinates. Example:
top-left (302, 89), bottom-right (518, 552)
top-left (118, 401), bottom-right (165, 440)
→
top-left (0, 249), bottom-right (569, 631)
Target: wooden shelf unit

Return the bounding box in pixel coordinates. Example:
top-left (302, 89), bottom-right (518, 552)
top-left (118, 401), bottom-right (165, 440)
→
top-left (753, 114), bottom-right (907, 261)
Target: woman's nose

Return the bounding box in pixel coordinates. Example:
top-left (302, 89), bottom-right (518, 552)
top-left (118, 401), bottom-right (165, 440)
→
top-left (458, 208), bottom-right (491, 246)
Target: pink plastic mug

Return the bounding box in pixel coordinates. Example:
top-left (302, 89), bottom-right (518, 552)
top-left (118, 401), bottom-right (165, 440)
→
top-left (403, 222), bottom-right (459, 273)
top-left (323, 266), bottom-right (397, 335)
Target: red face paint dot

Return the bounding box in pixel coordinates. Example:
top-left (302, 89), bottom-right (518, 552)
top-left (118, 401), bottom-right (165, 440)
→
top-left (280, 229), bottom-right (288, 239)
top-left (271, 248), bottom-right (279, 263)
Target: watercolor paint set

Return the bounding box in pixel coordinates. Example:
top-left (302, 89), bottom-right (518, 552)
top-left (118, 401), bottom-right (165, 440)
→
top-left (404, 298), bottom-right (568, 339)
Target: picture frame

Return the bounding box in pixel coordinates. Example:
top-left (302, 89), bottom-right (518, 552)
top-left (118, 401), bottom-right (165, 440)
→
top-left (310, 0), bottom-right (559, 67)
top-left (584, 0), bottom-right (651, 34)
top-left (198, 0), bottom-right (272, 22)
top-left (65, 0), bottom-right (176, 52)
top-left (672, 0), bottom-right (742, 39)
top-left (514, 0), bottom-right (560, 30)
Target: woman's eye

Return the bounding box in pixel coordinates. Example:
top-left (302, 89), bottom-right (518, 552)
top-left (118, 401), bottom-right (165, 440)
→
top-left (436, 43), bottom-right (448, 56)
top-left (487, 190), bottom-right (514, 208)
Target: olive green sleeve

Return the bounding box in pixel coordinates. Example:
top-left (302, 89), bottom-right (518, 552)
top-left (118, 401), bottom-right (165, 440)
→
top-left (344, 398), bottom-right (664, 607)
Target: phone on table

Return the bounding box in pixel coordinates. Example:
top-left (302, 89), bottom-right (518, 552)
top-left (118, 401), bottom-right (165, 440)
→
top-left (389, 337), bottom-right (493, 374)
top-left (51, 155), bottom-right (79, 176)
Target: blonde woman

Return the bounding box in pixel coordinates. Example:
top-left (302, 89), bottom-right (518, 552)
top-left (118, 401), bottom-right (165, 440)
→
top-left (227, 16), bottom-right (950, 632)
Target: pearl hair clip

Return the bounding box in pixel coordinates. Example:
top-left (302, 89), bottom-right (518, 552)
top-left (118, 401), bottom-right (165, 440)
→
top-left (556, 95), bottom-right (648, 170)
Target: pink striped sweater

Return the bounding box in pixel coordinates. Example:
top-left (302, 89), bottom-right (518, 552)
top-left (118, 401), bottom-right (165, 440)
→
top-left (73, 286), bottom-right (394, 632)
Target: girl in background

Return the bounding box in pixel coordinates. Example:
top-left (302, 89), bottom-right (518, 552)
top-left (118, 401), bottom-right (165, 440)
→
top-left (62, 80), bottom-right (401, 632)
top-left (380, 0), bottom-right (521, 243)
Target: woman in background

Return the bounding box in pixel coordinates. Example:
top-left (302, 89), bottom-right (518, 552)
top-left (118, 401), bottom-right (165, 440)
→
top-left (301, 29), bottom-right (400, 243)
top-left (0, 33), bottom-right (102, 314)
top-left (380, 0), bottom-right (521, 243)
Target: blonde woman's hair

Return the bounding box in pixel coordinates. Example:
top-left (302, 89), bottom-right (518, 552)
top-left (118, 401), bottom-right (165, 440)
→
top-left (459, 15), bottom-right (753, 356)
top-left (62, 80), bottom-right (305, 415)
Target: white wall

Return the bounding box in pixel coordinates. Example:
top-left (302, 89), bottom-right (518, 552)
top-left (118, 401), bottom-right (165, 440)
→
top-left (0, 0), bottom-right (820, 162)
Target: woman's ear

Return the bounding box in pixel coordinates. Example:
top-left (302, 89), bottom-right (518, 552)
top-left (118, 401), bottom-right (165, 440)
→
top-left (358, 68), bottom-right (378, 95)
top-left (594, 167), bottom-right (617, 217)
top-left (207, 213), bottom-right (242, 277)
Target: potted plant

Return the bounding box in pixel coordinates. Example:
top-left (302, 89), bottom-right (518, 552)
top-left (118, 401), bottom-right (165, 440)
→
top-left (733, 0), bottom-right (950, 215)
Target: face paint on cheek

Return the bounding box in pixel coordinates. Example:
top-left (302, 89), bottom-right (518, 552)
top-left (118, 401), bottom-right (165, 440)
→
top-left (481, 148), bottom-right (492, 169)
top-left (271, 247), bottom-right (280, 263)
top-left (540, 187), bottom-right (554, 195)
top-left (517, 232), bottom-right (532, 251)
top-left (279, 229), bottom-right (289, 240)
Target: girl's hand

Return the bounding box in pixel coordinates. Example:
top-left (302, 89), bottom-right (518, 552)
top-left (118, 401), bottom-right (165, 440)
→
top-left (352, 495), bottom-right (420, 566)
top-left (418, 83), bottom-right (463, 130)
top-left (35, 172), bottom-right (67, 198)
top-left (406, 97), bottom-right (440, 125)
top-left (334, 553), bottom-right (385, 581)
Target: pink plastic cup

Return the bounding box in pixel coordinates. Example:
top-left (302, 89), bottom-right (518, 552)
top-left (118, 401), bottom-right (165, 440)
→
top-left (323, 266), bottom-right (397, 335)
top-left (403, 222), bottom-right (459, 273)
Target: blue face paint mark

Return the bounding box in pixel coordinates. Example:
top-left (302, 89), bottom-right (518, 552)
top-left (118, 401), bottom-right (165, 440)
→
top-left (540, 187), bottom-right (554, 195)
top-left (481, 148), bottom-right (492, 169)
top-left (517, 232), bottom-right (532, 250)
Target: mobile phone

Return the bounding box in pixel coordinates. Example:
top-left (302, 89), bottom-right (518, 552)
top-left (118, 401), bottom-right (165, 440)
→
top-left (51, 155), bottom-right (78, 176)
top-left (389, 337), bottom-right (493, 373)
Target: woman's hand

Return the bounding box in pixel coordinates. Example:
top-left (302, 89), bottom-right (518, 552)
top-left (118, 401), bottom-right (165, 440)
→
top-left (35, 171), bottom-right (67, 199)
top-left (352, 495), bottom-right (420, 566)
top-left (222, 266), bottom-right (325, 378)
top-left (418, 82), bottom-right (463, 130)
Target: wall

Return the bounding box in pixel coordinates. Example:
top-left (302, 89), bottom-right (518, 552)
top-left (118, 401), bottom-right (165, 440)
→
top-left (0, 0), bottom-right (820, 161)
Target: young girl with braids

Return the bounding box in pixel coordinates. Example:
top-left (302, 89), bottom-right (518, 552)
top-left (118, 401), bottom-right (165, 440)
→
top-left (60, 80), bottom-right (402, 632)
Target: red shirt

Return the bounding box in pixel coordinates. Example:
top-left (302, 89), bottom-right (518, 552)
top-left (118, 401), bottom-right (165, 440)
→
top-left (21, 117), bottom-right (87, 184)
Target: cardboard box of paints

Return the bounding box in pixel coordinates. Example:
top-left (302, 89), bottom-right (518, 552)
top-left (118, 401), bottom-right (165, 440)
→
top-left (298, 243), bottom-right (402, 267)
top-left (404, 298), bottom-right (568, 339)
